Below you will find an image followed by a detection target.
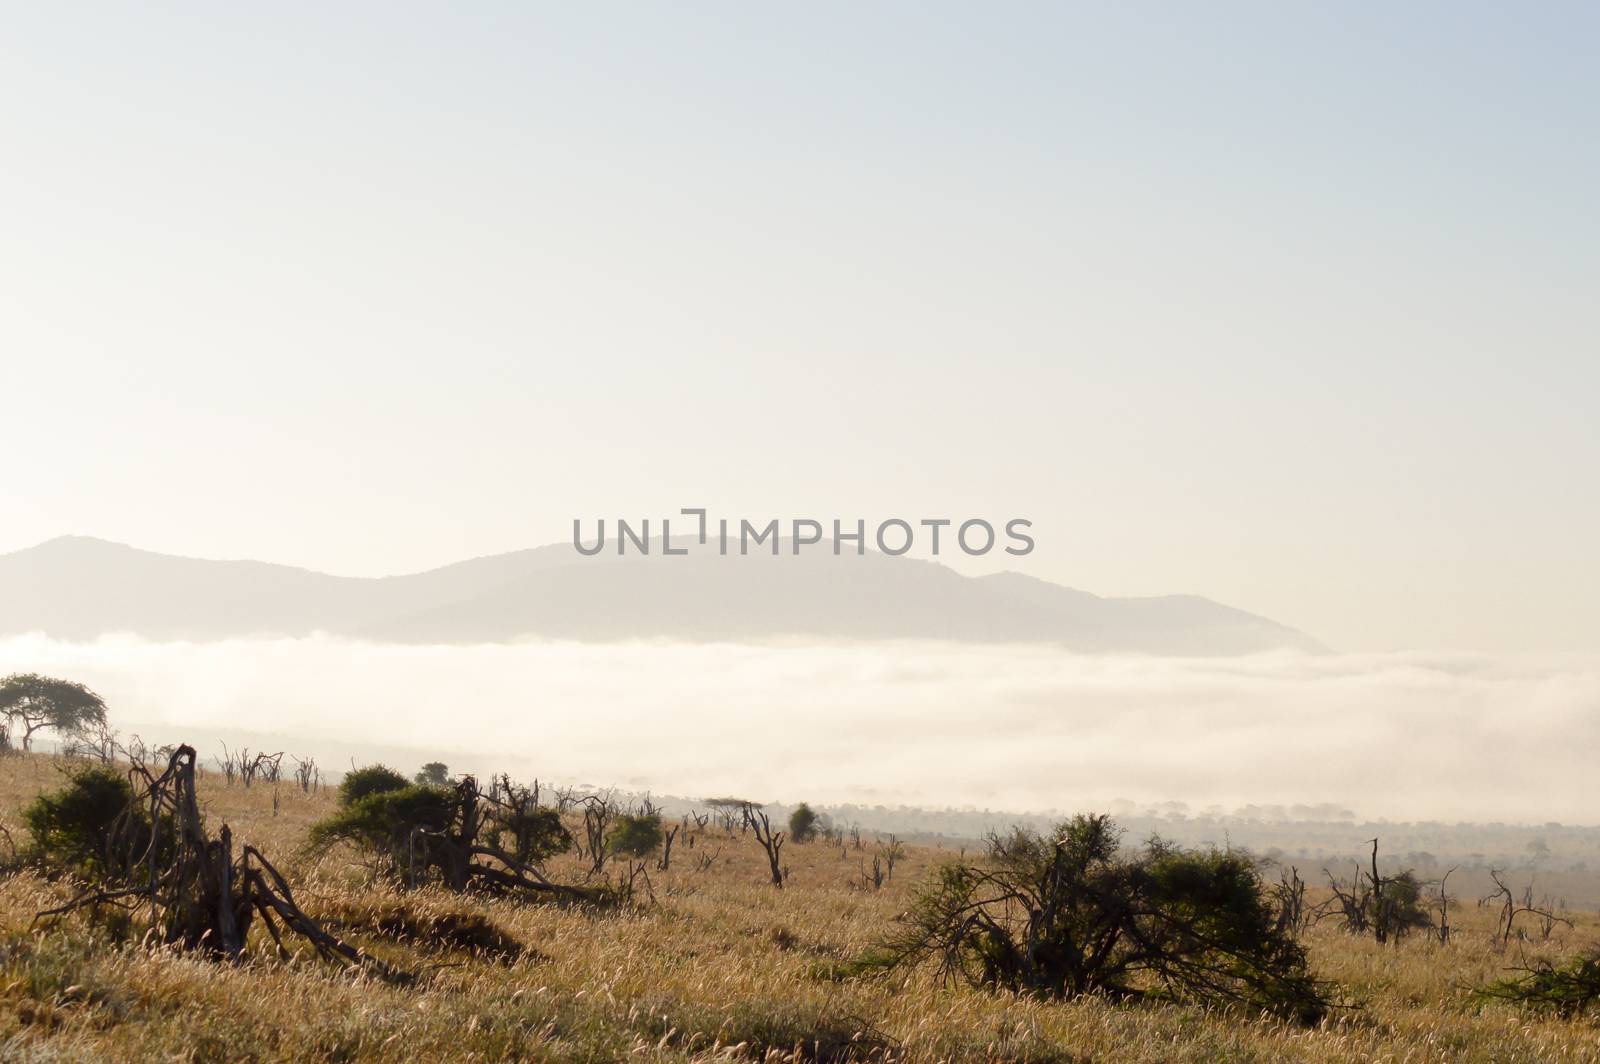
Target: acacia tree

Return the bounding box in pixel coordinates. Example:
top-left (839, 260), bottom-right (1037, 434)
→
top-left (415, 761), bottom-right (450, 786)
top-left (0, 674), bottom-right (108, 751)
top-left (745, 805), bottom-right (785, 887)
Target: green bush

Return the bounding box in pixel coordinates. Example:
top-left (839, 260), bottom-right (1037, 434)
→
top-left (1477, 954), bottom-right (1600, 1018)
top-left (312, 784), bottom-right (455, 860)
top-left (337, 764), bottom-right (411, 808)
top-left (606, 813), bottom-right (663, 859)
top-left (491, 805), bottom-right (571, 865)
top-left (23, 766), bottom-right (147, 877)
top-left (1370, 870), bottom-right (1433, 941)
top-left (788, 803), bottom-right (819, 843)
top-left (311, 783), bottom-right (605, 904)
top-left (869, 814), bottom-right (1331, 1024)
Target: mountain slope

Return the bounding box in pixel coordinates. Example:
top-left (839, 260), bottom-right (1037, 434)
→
top-left (0, 536), bottom-right (1324, 653)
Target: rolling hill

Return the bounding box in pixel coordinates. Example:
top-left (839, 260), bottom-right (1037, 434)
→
top-left (0, 536), bottom-right (1324, 654)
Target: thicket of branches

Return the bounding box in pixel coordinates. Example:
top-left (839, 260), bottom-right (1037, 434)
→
top-left (1318, 840), bottom-right (1436, 944)
top-left (1476, 954), bottom-right (1600, 1019)
top-left (865, 814), bottom-right (1331, 1025)
top-left (308, 774), bottom-right (603, 904)
top-left (32, 745), bottom-right (407, 982)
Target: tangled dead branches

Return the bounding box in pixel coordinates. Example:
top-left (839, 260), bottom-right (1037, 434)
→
top-left (33, 744), bottom-right (408, 983)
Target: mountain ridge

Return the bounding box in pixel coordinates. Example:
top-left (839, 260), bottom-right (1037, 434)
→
top-left (0, 536), bottom-right (1326, 654)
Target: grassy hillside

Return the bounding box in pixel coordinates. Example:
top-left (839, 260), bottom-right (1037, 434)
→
top-left (0, 753), bottom-right (1593, 1062)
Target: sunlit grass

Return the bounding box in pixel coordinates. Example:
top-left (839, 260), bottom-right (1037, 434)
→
top-left (0, 752), bottom-right (1594, 1061)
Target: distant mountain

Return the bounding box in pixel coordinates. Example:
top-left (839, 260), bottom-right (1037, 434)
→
top-left (0, 536), bottom-right (1325, 654)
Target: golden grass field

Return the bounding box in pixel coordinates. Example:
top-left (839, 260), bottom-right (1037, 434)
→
top-left (0, 752), bottom-right (1595, 1063)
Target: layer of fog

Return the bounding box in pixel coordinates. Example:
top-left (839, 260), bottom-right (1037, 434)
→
top-left (1, 635), bottom-right (1595, 824)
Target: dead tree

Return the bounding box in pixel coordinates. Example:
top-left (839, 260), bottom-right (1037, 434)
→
top-left (490, 772), bottom-right (539, 810)
top-left (683, 811), bottom-right (708, 849)
top-left (744, 806), bottom-right (785, 887)
top-left (658, 823), bottom-right (679, 872)
top-left (487, 776), bottom-right (564, 867)
top-left (404, 777), bottom-right (598, 902)
top-left (1436, 867), bottom-right (1456, 944)
top-left (1319, 865), bottom-right (1369, 935)
top-left (1368, 840), bottom-right (1389, 943)
top-left (1538, 895), bottom-right (1560, 941)
top-left (1273, 866), bottom-right (1308, 936)
top-left (614, 858), bottom-right (654, 903)
top-left (861, 854), bottom-right (885, 890)
top-left (1484, 869), bottom-right (1571, 946)
top-left (572, 793), bottom-right (617, 875)
top-left (33, 745), bottom-right (407, 982)
top-left (121, 734), bottom-right (158, 773)
top-left (1318, 840), bottom-right (1429, 944)
top-left (61, 720), bottom-right (120, 765)
top-left (215, 744), bottom-right (239, 786)
top-left (554, 785), bottom-right (593, 816)
top-left (291, 755), bottom-right (320, 796)
top-left (877, 835), bottom-right (905, 881)
top-left (254, 751), bottom-right (284, 786)
top-left (238, 750), bottom-right (282, 789)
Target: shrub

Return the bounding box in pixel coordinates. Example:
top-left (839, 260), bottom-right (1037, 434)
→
top-left (490, 805), bottom-right (571, 866)
top-left (788, 803), bottom-right (820, 843)
top-left (606, 813), bottom-right (663, 859)
top-left (22, 766), bottom-right (150, 877)
top-left (337, 764), bottom-right (411, 808)
top-left (312, 784), bottom-right (455, 864)
top-left (866, 814), bottom-right (1331, 1024)
top-left (1370, 870), bottom-right (1433, 941)
top-left (1477, 954), bottom-right (1600, 1018)
top-left (310, 781), bottom-right (603, 903)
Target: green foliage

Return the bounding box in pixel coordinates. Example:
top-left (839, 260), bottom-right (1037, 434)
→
top-left (310, 781), bottom-right (604, 903)
top-left (606, 813), bottom-right (663, 859)
top-left (1477, 954), bottom-right (1600, 1018)
top-left (0, 674), bottom-right (108, 751)
top-left (490, 805), bottom-right (571, 865)
top-left (872, 814), bottom-right (1330, 1024)
top-left (1369, 871), bottom-right (1432, 941)
top-left (311, 785), bottom-right (455, 863)
top-left (415, 761), bottom-right (450, 787)
top-left (22, 766), bottom-right (148, 877)
top-left (788, 803), bottom-right (819, 843)
top-left (337, 764), bottom-right (410, 808)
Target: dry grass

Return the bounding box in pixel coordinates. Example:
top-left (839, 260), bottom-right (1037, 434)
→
top-left (0, 752), bottom-right (1595, 1062)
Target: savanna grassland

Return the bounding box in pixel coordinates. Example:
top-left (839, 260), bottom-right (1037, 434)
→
top-left (0, 752), bottom-right (1596, 1063)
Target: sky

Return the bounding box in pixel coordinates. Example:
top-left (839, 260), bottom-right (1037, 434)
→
top-left (2, 2), bottom-right (1597, 654)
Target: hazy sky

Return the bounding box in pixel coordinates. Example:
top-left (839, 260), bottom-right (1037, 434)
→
top-left (3, 3), bottom-right (1596, 653)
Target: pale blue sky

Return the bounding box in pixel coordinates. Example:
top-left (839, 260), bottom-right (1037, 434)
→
top-left (2, 2), bottom-right (1596, 652)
